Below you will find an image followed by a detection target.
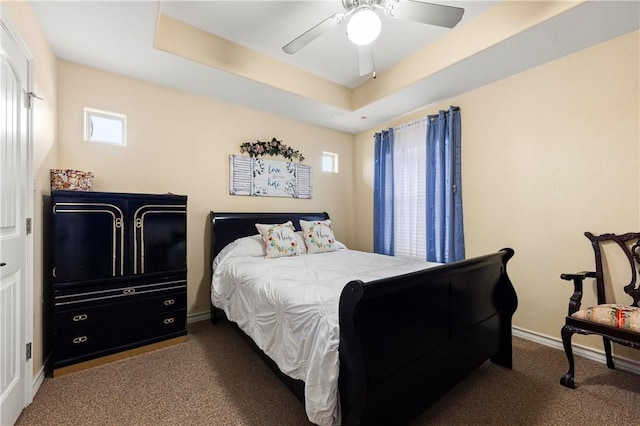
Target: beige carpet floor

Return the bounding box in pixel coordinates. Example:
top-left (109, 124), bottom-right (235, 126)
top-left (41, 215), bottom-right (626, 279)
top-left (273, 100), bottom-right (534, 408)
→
top-left (16, 320), bottom-right (640, 425)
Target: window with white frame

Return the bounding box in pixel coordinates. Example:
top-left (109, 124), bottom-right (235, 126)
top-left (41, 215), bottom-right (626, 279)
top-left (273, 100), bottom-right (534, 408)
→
top-left (322, 151), bottom-right (338, 173)
top-left (84, 108), bottom-right (127, 145)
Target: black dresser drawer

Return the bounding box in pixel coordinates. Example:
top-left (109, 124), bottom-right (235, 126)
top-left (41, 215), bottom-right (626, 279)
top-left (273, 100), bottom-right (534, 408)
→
top-left (54, 290), bottom-right (186, 332)
top-left (53, 278), bottom-right (186, 305)
top-left (54, 309), bottom-right (186, 367)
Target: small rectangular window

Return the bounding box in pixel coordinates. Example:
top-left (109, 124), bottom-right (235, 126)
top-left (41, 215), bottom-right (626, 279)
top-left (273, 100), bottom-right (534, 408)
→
top-left (84, 108), bottom-right (126, 145)
top-left (322, 152), bottom-right (338, 173)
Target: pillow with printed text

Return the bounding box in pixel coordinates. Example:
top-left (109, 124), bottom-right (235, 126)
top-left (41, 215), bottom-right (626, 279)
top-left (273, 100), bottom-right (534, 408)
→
top-left (255, 221), bottom-right (303, 258)
top-left (300, 219), bottom-right (339, 254)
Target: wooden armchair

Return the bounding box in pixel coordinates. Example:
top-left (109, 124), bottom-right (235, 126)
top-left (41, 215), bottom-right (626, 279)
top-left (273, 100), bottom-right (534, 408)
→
top-left (560, 232), bottom-right (640, 388)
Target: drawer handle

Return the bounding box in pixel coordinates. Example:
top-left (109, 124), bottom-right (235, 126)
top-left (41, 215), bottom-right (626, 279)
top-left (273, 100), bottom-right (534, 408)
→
top-left (163, 299), bottom-right (175, 306)
top-left (163, 318), bottom-right (175, 325)
top-left (72, 314), bottom-right (88, 322)
top-left (72, 336), bottom-right (88, 344)
top-left (122, 288), bottom-right (136, 295)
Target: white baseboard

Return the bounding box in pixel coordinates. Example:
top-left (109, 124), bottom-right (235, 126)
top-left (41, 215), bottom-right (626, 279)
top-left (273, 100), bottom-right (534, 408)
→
top-left (30, 363), bottom-right (46, 404)
top-left (187, 311), bottom-right (210, 324)
top-left (512, 326), bottom-right (640, 375)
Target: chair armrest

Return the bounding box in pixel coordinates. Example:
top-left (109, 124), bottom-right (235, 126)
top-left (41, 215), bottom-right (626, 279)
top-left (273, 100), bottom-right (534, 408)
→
top-left (560, 271), bottom-right (596, 316)
top-left (560, 271), bottom-right (596, 281)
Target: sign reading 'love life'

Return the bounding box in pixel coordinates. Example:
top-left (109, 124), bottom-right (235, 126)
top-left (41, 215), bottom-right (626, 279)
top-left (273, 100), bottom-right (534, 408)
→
top-left (229, 155), bottom-right (312, 199)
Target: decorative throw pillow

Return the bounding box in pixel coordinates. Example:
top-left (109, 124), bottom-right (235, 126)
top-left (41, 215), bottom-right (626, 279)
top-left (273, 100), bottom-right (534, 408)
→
top-left (255, 221), bottom-right (302, 258)
top-left (300, 219), bottom-right (338, 254)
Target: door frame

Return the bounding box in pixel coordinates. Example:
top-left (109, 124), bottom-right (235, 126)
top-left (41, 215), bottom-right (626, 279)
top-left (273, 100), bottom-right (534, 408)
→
top-left (1, 10), bottom-right (35, 406)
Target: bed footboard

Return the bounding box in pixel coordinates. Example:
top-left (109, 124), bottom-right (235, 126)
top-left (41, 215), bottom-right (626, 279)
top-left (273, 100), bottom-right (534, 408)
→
top-left (338, 248), bottom-right (517, 426)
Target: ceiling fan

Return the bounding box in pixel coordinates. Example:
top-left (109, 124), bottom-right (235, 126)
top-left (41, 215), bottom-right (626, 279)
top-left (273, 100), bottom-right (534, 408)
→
top-left (282, 0), bottom-right (465, 78)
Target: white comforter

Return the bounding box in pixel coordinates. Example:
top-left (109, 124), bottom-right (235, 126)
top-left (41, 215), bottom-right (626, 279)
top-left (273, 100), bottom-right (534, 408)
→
top-left (211, 238), bottom-right (439, 426)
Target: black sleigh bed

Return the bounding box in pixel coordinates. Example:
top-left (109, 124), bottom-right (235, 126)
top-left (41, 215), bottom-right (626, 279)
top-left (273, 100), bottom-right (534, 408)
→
top-left (209, 211), bottom-right (518, 425)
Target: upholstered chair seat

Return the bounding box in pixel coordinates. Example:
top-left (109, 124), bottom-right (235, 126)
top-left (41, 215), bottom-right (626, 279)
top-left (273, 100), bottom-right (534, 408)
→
top-left (572, 304), bottom-right (640, 333)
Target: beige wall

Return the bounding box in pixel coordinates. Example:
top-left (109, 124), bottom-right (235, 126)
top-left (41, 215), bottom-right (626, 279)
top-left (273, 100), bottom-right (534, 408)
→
top-left (5, 0), bottom-right (639, 383)
top-left (354, 31), bottom-right (640, 359)
top-left (56, 60), bottom-right (355, 318)
top-left (3, 1), bottom-right (59, 380)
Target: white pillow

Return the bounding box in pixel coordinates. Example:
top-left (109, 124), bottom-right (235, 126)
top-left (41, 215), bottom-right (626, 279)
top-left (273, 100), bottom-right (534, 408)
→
top-left (212, 235), bottom-right (264, 274)
top-left (231, 234), bottom-right (266, 257)
top-left (255, 221), bottom-right (303, 258)
top-left (300, 219), bottom-right (339, 254)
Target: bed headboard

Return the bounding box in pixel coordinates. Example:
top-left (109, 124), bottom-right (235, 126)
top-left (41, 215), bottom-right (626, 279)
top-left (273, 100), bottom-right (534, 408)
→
top-left (209, 211), bottom-right (330, 262)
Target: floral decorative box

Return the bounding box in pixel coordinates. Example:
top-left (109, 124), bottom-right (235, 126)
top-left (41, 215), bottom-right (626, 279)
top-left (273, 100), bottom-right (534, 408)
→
top-left (50, 169), bottom-right (94, 191)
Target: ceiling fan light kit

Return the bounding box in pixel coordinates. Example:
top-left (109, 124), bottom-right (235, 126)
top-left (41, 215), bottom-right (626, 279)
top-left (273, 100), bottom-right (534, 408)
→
top-left (347, 7), bottom-right (382, 46)
top-left (282, 0), bottom-right (464, 78)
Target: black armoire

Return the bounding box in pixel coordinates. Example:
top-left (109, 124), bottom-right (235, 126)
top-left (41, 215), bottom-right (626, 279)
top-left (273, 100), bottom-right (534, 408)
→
top-left (45, 190), bottom-right (187, 376)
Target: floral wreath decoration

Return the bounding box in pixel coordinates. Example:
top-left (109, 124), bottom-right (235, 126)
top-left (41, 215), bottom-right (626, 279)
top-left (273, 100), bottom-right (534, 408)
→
top-left (266, 227), bottom-right (298, 255)
top-left (240, 138), bottom-right (305, 162)
top-left (307, 221), bottom-right (334, 250)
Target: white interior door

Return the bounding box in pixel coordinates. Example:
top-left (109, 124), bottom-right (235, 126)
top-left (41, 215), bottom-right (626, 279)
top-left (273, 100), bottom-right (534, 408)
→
top-left (0, 16), bottom-right (30, 426)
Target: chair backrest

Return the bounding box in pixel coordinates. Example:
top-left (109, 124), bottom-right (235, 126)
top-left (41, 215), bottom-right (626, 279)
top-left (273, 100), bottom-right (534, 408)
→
top-left (585, 232), bottom-right (640, 308)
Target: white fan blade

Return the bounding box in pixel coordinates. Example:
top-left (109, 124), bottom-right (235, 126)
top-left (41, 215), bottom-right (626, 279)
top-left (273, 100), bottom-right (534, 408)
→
top-left (358, 44), bottom-right (375, 77)
top-left (283, 13), bottom-right (345, 54)
top-left (389, 0), bottom-right (464, 28)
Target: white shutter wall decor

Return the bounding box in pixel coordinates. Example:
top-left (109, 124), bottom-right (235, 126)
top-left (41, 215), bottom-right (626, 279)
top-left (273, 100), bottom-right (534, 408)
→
top-left (229, 155), bottom-right (312, 199)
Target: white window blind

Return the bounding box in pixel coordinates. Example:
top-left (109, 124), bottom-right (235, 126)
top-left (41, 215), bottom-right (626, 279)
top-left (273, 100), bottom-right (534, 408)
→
top-left (392, 119), bottom-right (427, 260)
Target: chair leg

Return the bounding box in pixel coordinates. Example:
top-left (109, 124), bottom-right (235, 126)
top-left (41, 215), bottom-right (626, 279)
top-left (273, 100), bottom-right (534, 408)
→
top-left (560, 325), bottom-right (576, 388)
top-left (603, 337), bottom-right (615, 369)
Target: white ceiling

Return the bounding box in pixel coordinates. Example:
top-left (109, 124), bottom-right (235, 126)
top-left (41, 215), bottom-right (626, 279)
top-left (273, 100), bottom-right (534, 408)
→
top-left (159, 1), bottom-right (497, 89)
top-left (31, 1), bottom-right (640, 134)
